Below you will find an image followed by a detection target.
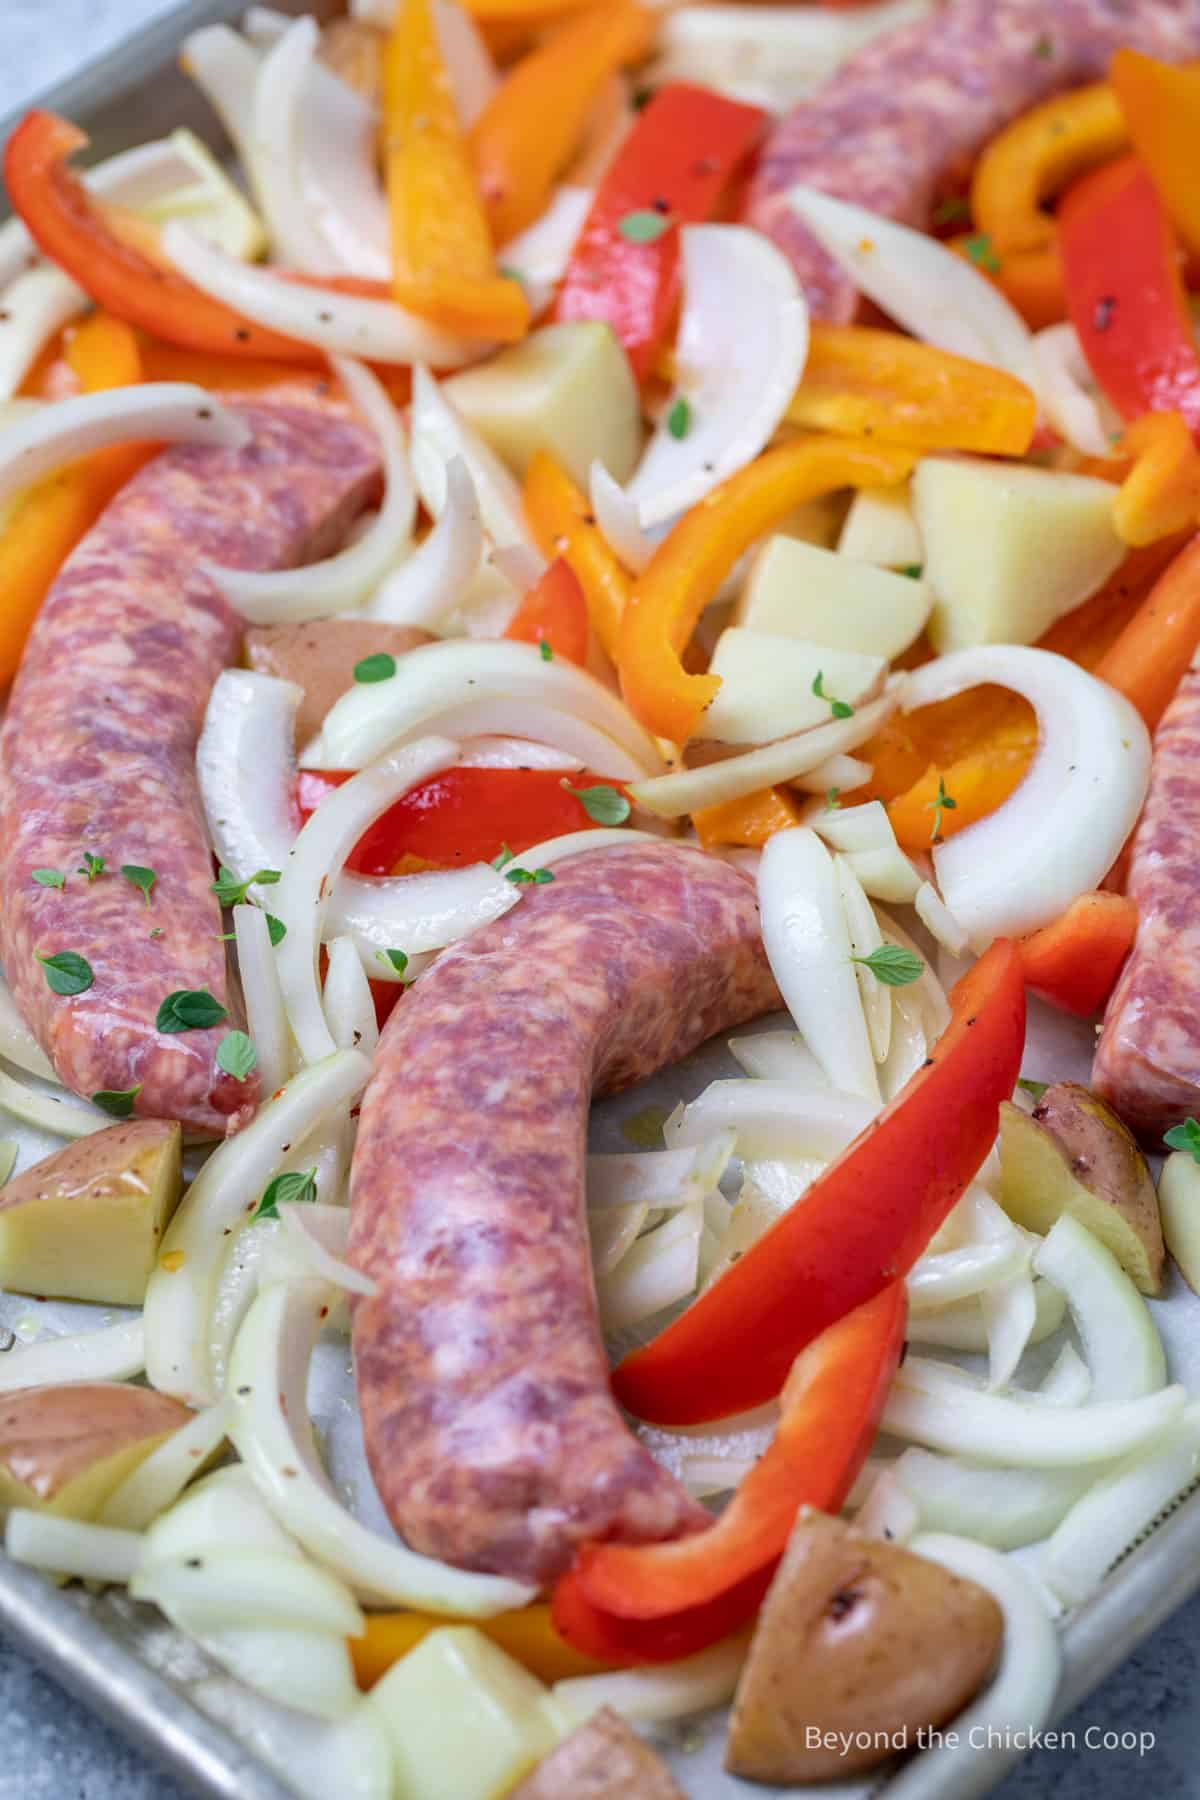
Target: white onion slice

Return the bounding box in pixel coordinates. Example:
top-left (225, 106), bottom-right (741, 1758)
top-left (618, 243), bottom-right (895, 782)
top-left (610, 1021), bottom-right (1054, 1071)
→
top-left (458, 736), bottom-right (582, 772)
top-left (229, 1279), bottom-right (534, 1613)
top-left (0, 1142), bottom-right (16, 1186)
top-left (344, 0), bottom-right (501, 127)
top-left (587, 1134), bottom-right (735, 1210)
top-left (1030, 323), bottom-right (1115, 459)
top-left (306, 638), bottom-right (663, 777)
top-left (252, 18), bottom-right (336, 272)
top-left (0, 385), bottom-right (248, 512)
top-left (887, 1535), bottom-right (1059, 1800)
top-left (907, 1240), bottom-right (1028, 1311)
top-left (499, 187), bottom-right (593, 317)
top-left (813, 800), bottom-right (921, 903)
top-left (323, 935), bottom-right (380, 1058)
top-left (233, 904), bottom-right (293, 1101)
top-left (1027, 1343), bottom-right (1092, 1409)
top-left (273, 737), bottom-right (460, 1064)
top-left (209, 357), bottom-right (416, 622)
top-left (133, 1548), bottom-right (365, 1637)
top-left (143, 1049), bottom-right (370, 1404)
top-left (161, 222), bottom-right (483, 368)
top-left (198, 669), bottom-right (299, 880)
top-left (552, 1632), bottom-right (750, 1727)
top-left (0, 1318), bottom-right (144, 1392)
top-left (892, 1451), bottom-right (1092, 1550)
top-left (854, 1467), bottom-right (920, 1544)
top-left (0, 972), bottom-right (56, 1081)
top-left (835, 853), bottom-right (891, 1064)
top-left (322, 697), bottom-right (650, 784)
top-left (5, 1511), bottom-right (143, 1586)
top-left (597, 1202), bottom-right (703, 1331)
top-left (906, 1280), bottom-right (1066, 1353)
top-left (0, 267), bottom-right (87, 402)
top-left (666, 1079), bottom-right (875, 1163)
top-left (625, 226), bottom-right (809, 527)
top-left (590, 462), bottom-right (654, 573)
top-left (915, 880), bottom-right (969, 956)
top-left (0, 1066), bottom-right (110, 1138)
top-left (726, 1029), bottom-right (828, 1087)
top-left (271, 1202), bottom-right (377, 1298)
top-left (758, 827), bottom-right (879, 1101)
top-left (904, 647), bottom-right (1150, 946)
top-left (410, 366), bottom-right (544, 557)
top-left (1033, 1214), bottom-right (1166, 1403)
top-left (628, 690), bottom-right (895, 817)
top-left (791, 752), bottom-right (873, 797)
top-left (328, 864), bottom-right (519, 970)
top-left (365, 456), bottom-right (483, 628)
top-left (503, 826), bottom-right (665, 873)
top-left (99, 1401), bottom-right (230, 1531)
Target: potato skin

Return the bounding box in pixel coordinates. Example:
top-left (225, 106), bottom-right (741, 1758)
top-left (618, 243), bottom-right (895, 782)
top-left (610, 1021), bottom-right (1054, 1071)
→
top-left (0, 1382), bottom-right (191, 1515)
top-left (510, 1709), bottom-right (684, 1800)
top-left (243, 620), bottom-right (433, 744)
top-left (726, 1509), bottom-right (1002, 1784)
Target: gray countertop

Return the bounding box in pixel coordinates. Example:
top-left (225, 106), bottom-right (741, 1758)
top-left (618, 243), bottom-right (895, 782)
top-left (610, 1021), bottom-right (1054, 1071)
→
top-left (1, 3), bottom-right (1198, 1796)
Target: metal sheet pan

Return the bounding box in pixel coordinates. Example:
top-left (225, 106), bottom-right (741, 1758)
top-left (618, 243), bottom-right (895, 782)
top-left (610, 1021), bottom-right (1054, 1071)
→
top-left (4, 7), bottom-right (1200, 1797)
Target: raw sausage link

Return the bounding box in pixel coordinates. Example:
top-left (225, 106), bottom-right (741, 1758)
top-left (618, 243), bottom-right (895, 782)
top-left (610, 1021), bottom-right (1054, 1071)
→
top-left (0, 402), bottom-right (379, 1135)
top-left (1094, 666), bottom-right (1200, 1143)
top-left (746, 0), bottom-right (1200, 321)
top-left (348, 843), bottom-right (781, 1587)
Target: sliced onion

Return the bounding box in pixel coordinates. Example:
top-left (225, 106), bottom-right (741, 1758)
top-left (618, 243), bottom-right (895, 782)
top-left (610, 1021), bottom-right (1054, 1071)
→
top-left (274, 738), bottom-right (460, 1063)
top-left (162, 222), bottom-right (483, 368)
top-left (0, 384), bottom-right (248, 511)
top-left (625, 226), bottom-right (809, 527)
top-left (969, 1189), bottom-right (1037, 1389)
top-left (321, 698), bottom-right (650, 782)
top-left (229, 1279), bottom-right (534, 1613)
top-left (1026, 1342), bottom-right (1092, 1409)
top-left (306, 638), bottom-right (663, 777)
top-left (0, 1142), bottom-right (16, 1185)
top-left (0, 266), bottom-right (87, 401)
top-left (904, 647), bottom-right (1150, 947)
top-left (589, 1202), bottom-right (648, 1278)
top-left (410, 366), bottom-right (544, 556)
top-left (502, 826), bottom-right (665, 872)
top-left (587, 1134), bottom-right (735, 1210)
top-left (854, 1467), bottom-right (920, 1544)
top-left (0, 971), bottom-right (56, 1081)
top-left (343, 0), bottom-right (500, 127)
top-left (628, 690), bottom-right (895, 817)
top-left (552, 1631), bottom-right (750, 1727)
top-left (814, 799), bottom-right (921, 903)
top-left (886, 1535), bottom-right (1059, 1800)
top-left (233, 904), bottom-right (293, 1100)
top-left (133, 1547), bottom-right (364, 1636)
top-left (209, 358), bottom-right (416, 622)
top-left (328, 863), bottom-right (519, 970)
top-left (590, 462), bottom-right (654, 573)
top-left (1033, 1214), bottom-right (1165, 1402)
top-left (0, 1065), bottom-right (110, 1138)
top-left (726, 1029), bottom-right (828, 1087)
top-left (146, 1465), bottom-right (296, 1559)
top-left (99, 1401), bottom-right (230, 1531)
top-left (915, 880), bottom-right (969, 956)
top-left (596, 1201), bottom-right (703, 1331)
top-left (835, 853), bottom-right (891, 1064)
top-left (269, 1202), bottom-right (377, 1298)
top-left (252, 18), bottom-right (336, 272)
top-left (499, 186), bottom-right (593, 316)
top-left (892, 1450), bottom-right (1092, 1551)
top-left (322, 935), bottom-right (380, 1058)
top-left (907, 1240), bottom-right (1028, 1312)
top-left (143, 1049), bottom-right (370, 1404)
top-left (0, 1318), bottom-right (144, 1392)
top-left (666, 1078), bottom-right (875, 1163)
top-left (198, 669), bottom-right (299, 880)
top-left (364, 455), bottom-right (483, 628)
top-left (458, 736), bottom-right (582, 772)
top-left (907, 1279), bottom-right (1065, 1354)
top-left (1032, 323), bottom-right (1120, 460)
top-left (5, 1510), bottom-right (143, 1586)
top-left (790, 752), bottom-right (873, 797)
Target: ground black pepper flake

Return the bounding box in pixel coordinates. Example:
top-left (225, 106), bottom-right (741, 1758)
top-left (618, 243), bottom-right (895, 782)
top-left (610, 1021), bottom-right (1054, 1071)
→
top-left (1093, 295), bottom-right (1116, 333)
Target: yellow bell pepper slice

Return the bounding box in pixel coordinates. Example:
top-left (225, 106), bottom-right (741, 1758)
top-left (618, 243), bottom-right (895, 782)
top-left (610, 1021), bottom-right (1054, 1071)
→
top-left (693, 786), bottom-right (810, 850)
top-left (785, 325), bottom-right (1037, 455)
top-left (350, 1603), bottom-right (611, 1690)
top-left (523, 450), bottom-right (631, 662)
top-left (970, 81), bottom-right (1128, 256)
top-left (1111, 51), bottom-right (1200, 261)
top-left (616, 436), bottom-right (916, 745)
top-left (1113, 412), bottom-right (1200, 547)
top-left (384, 0), bottom-right (529, 341)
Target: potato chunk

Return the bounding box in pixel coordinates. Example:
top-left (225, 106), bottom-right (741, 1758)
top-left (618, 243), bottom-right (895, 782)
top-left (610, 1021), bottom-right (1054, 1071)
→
top-left (244, 620), bottom-right (433, 744)
top-left (510, 1708), bottom-right (684, 1799)
top-left (698, 629), bottom-right (885, 743)
top-left (736, 536), bottom-right (932, 660)
top-left (0, 1382), bottom-right (191, 1519)
top-left (726, 1509), bottom-right (1002, 1783)
top-left (837, 482), bottom-right (923, 569)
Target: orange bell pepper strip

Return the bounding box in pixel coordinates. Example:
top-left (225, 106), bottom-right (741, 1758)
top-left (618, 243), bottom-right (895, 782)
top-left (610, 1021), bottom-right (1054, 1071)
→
top-left (886, 719), bottom-right (1036, 854)
top-left (617, 436), bottom-right (916, 745)
top-left (350, 1602), bottom-right (610, 1689)
top-left (4, 112), bottom-right (310, 363)
top-left (784, 325), bottom-right (1036, 455)
top-left (1113, 412), bottom-right (1200, 547)
top-left (1111, 51), bottom-right (1200, 261)
top-left (613, 939), bottom-right (1025, 1427)
top-left (1093, 531), bottom-right (1200, 731)
top-left (470, 1), bottom-right (656, 244)
top-left (692, 786), bottom-right (808, 851)
top-left (503, 555), bottom-right (590, 664)
top-left (463, 0), bottom-right (593, 16)
top-left (970, 81), bottom-right (1127, 257)
top-left (948, 236), bottom-right (1067, 332)
top-left (383, 0), bottom-right (529, 342)
top-left (523, 451), bottom-right (630, 662)
top-left (1017, 892), bottom-right (1138, 1018)
top-left (553, 1284), bottom-right (906, 1666)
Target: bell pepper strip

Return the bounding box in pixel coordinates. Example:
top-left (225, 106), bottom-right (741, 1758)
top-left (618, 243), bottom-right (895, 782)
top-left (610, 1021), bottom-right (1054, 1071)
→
top-left (523, 451), bottom-right (630, 661)
top-left (783, 325), bottom-right (1036, 455)
top-left (1111, 51), bottom-right (1200, 261)
top-left (351, 1601), bottom-right (611, 1690)
top-left (1060, 154), bottom-right (1200, 436)
top-left (1017, 892), bottom-right (1138, 1018)
top-left (970, 81), bottom-right (1127, 257)
top-left (613, 940), bottom-right (1025, 1427)
top-left (1093, 530), bottom-right (1200, 731)
top-left (617, 436), bottom-right (916, 745)
top-left (552, 84), bottom-right (767, 382)
top-left (503, 555), bottom-right (590, 664)
top-left (470, 2), bottom-right (656, 245)
top-left (553, 1284), bottom-right (906, 1665)
top-left (3, 112), bottom-right (311, 363)
top-left (986, 243), bottom-right (1067, 332)
top-left (296, 764), bottom-right (627, 874)
top-left (692, 785), bottom-right (808, 851)
top-left (886, 719), bottom-right (1036, 854)
top-left (383, 0), bottom-right (529, 342)
top-left (1113, 412), bottom-right (1200, 547)
top-left (463, 0), bottom-right (594, 17)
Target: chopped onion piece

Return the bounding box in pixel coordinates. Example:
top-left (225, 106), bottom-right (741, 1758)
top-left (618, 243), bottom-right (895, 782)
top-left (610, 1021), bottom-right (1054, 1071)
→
top-left (790, 752), bottom-right (872, 797)
top-left (275, 1202), bottom-right (377, 1298)
top-left (0, 971), bottom-right (56, 1081)
top-left (209, 358), bottom-right (416, 622)
top-left (596, 1202), bottom-right (703, 1331)
top-left (906, 1280), bottom-right (1066, 1353)
top-left (0, 1317), bottom-right (144, 1392)
top-left (323, 935), bottom-right (380, 1058)
top-left (344, 0), bottom-right (500, 127)
top-left (410, 365), bottom-right (543, 556)
top-left (274, 737), bottom-right (460, 1064)
top-left (144, 1049), bottom-right (370, 1404)
top-left (811, 799), bottom-right (893, 856)
top-left (198, 669), bottom-right (299, 881)
top-left (457, 736), bottom-right (582, 772)
top-left (133, 1549), bottom-right (365, 1637)
top-left (727, 1030), bottom-right (828, 1087)
top-left (500, 186), bottom-right (593, 316)
top-left (1033, 1214), bottom-right (1165, 1402)
top-left (587, 1134), bottom-right (735, 1210)
top-left (6, 1511), bottom-right (143, 1586)
top-left (625, 226), bottom-right (809, 527)
top-left (835, 853), bottom-right (890, 1063)
top-left (969, 1189), bottom-right (1038, 1389)
top-left (252, 18), bottom-right (335, 271)
top-left (99, 1401), bottom-right (230, 1531)
top-left (162, 222), bottom-right (483, 367)
top-left (589, 1202), bottom-right (648, 1279)
top-left (886, 1535), bottom-right (1059, 1800)
top-left (906, 1239), bottom-right (1028, 1312)
top-left (905, 647), bottom-right (1151, 947)
top-left (666, 1078), bottom-right (875, 1163)
top-left (855, 1467), bottom-right (919, 1544)
top-left (0, 266), bottom-right (86, 401)
top-left (505, 826), bottom-right (665, 873)
top-left (0, 1066), bottom-right (109, 1138)
top-left (915, 880), bottom-right (969, 956)
top-left (0, 384), bottom-right (248, 512)
top-left (328, 863), bottom-right (519, 969)
top-left (553, 1632), bottom-right (750, 1727)
top-left (365, 456), bottom-right (483, 629)
top-left (1031, 323), bottom-right (1117, 460)
top-left (1027, 1343), bottom-right (1092, 1409)
top-left (590, 462), bottom-right (654, 572)
top-left (233, 904), bottom-right (293, 1100)
top-left (892, 1451), bottom-right (1091, 1551)
top-left (845, 844), bottom-right (922, 905)
top-left (229, 1279), bottom-right (535, 1613)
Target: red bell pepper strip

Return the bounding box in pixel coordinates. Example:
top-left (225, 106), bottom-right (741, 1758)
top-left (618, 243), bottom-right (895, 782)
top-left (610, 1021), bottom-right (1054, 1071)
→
top-left (1059, 154), bottom-right (1200, 436)
top-left (1017, 892), bottom-right (1138, 1018)
top-left (552, 83), bottom-right (767, 382)
top-left (552, 1283), bottom-right (906, 1666)
top-left (503, 557), bottom-right (590, 665)
top-left (4, 112), bottom-right (310, 363)
top-left (613, 939), bottom-right (1026, 1427)
top-left (296, 764), bottom-right (627, 874)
